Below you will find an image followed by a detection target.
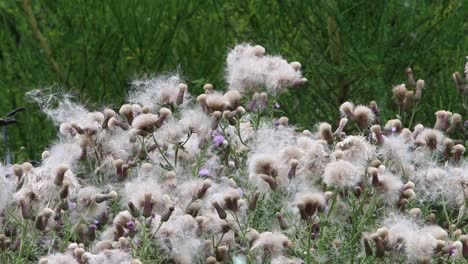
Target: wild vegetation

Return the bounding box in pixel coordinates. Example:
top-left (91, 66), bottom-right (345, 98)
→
top-left (1, 0), bottom-right (467, 161)
top-left (0, 43), bottom-right (468, 263)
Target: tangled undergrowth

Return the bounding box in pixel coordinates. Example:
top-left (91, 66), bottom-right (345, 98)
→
top-left (1, 44), bottom-right (468, 264)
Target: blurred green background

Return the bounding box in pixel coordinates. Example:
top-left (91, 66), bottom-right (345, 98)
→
top-left (0, 0), bottom-right (467, 162)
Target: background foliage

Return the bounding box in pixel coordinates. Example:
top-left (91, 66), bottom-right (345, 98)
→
top-left (0, 0), bottom-right (467, 161)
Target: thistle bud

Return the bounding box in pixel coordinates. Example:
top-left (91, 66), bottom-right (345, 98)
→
top-left (176, 83), bottom-right (187, 105)
top-left (155, 108), bottom-right (172, 128)
top-left (142, 193), bottom-right (155, 218)
top-left (141, 105), bottom-right (151, 114)
top-left (223, 189), bottom-right (240, 211)
top-left (114, 159), bottom-right (127, 180)
top-left (206, 256), bottom-right (217, 264)
top-left (19, 198), bottom-right (31, 219)
top-left (276, 212), bottom-right (289, 230)
top-left (196, 180), bottom-right (212, 200)
top-left (447, 113), bottom-right (463, 134)
top-left (453, 229), bottom-right (462, 240)
top-left (118, 237), bottom-right (128, 249)
top-left (73, 247), bottom-right (85, 261)
top-left (221, 222), bottom-right (230, 234)
top-left (428, 213), bottom-right (437, 224)
top-left (215, 245), bottom-right (228, 262)
top-left (334, 118), bottom-right (348, 136)
top-left (414, 79), bottom-right (425, 101)
top-left (212, 201), bottom-right (227, 220)
top-left (54, 164), bottom-right (69, 187)
top-left (339, 102), bottom-right (354, 119)
top-left (128, 201), bottom-right (141, 218)
top-left (114, 224), bottom-right (125, 240)
top-left (367, 167), bottom-right (380, 187)
top-left (211, 111), bottom-right (222, 130)
top-left (402, 189), bottom-right (415, 199)
top-left (392, 84), bottom-right (407, 105)
top-left (197, 94), bottom-right (208, 112)
top-left (385, 119), bottom-right (402, 134)
top-left (95, 191), bottom-right (118, 203)
top-left (408, 208), bottom-right (422, 219)
top-left (70, 123), bottom-right (85, 135)
top-left (370, 125), bottom-right (384, 144)
top-left (186, 202), bottom-right (202, 217)
top-left (248, 191), bottom-right (260, 211)
top-left (259, 174), bottom-right (278, 190)
top-left (0, 234), bottom-right (11, 251)
top-left (404, 181), bottom-right (415, 190)
top-left (203, 83), bottom-right (214, 94)
top-left (102, 108), bottom-right (116, 129)
top-left (34, 213), bottom-right (46, 231)
top-left (59, 183), bottom-right (70, 199)
top-left (434, 110), bottom-right (452, 131)
top-left (161, 206), bottom-right (175, 222)
top-left (88, 224), bottom-right (97, 241)
top-left (278, 116), bottom-right (289, 127)
top-left (291, 61), bottom-right (301, 71)
top-left (303, 129), bottom-right (313, 137)
top-left (453, 72), bottom-right (464, 93)
top-left (223, 90), bottom-right (241, 110)
top-left (319, 123), bottom-right (333, 144)
top-left (288, 159), bottom-right (299, 180)
top-left (353, 105), bottom-right (375, 128)
top-left (119, 104), bottom-right (134, 124)
top-left (369, 101), bottom-right (380, 121)
top-left (108, 117), bottom-right (129, 130)
top-left (453, 144), bottom-right (466, 162)
top-left (403, 91), bottom-right (413, 111)
top-left (459, 235), bottom-right (468, 257)
top-left (13, 164), bottom-right (23, 181)
top-left (297, 193), bottom-right (325, 220)
top-left (370, 159), bottom-right (382, 168)
top-left (443, 138), bottom-right (454, 160)
top-left (406, 68), bottom-right (415, 86)
top-left (354, 186), bottom-right (362, 198)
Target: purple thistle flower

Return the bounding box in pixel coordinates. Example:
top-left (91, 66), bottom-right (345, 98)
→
top-left (68, 202), bottom-right (77, 210)
top-left (213, 135), bottom-right (225, 147)
top-left (311, 233), bottom-right (319, 240)
top-left (273, 120), bottom-right (280, 128)
top-left (449, 246), bottom-right (458, 257)
top-left (88, 224), bottom-right (97, 231)
top-left (127, 220), bottom-right (136, 231)
top-left (247, 99), bottom-right (257, 111)
top-left (198, 168), bottom-right (210, 178)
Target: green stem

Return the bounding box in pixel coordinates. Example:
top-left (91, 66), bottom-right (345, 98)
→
top-left (235, 118), bottom-right (250, 149)
top-left (18, 219), bottom-right (28, 261)
top-left (408, 103), bottom-right (418, 129)
top-left (306, 221), bottom-right (313, 264)
top-left (327, 191), bottom-right (338, 218)
top-left (151, 134), bottom-right (174, 170)
top-left (150, 221), bottom-right (164, 239)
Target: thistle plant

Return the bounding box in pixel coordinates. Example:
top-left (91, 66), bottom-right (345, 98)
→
top-left (0, 44), bottom-right (467, 264)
